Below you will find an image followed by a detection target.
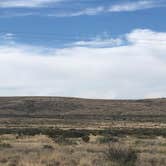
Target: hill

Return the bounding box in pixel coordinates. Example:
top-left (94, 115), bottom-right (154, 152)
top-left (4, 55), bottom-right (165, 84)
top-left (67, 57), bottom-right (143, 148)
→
top-left (0, 97), bottom-right (166, 165)
top-left (0, 97), bottom-right (166, 121)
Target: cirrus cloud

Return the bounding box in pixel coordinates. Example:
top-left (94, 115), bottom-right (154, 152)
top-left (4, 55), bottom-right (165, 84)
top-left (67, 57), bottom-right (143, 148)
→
top-left (0, 0), bottom-right (165, 17)
top-left (0, 0), bottom-right (64, 8)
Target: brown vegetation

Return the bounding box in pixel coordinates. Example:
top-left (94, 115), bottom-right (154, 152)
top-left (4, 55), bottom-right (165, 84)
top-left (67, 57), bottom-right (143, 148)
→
top-left (0, 97), bottom-right (165, 165)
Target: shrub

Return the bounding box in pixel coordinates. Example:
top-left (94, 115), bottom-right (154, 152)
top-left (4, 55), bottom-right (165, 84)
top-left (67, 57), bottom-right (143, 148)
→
top-left (0, 143), bottom-right (12, 148)
top-left (106, 143), bottom-right (137, 166)
top-left (43, 145), bottom-right (54, 150)
top-left (82, 135), bottom-right (90, 143)
top-left (45, 160), bottom-right (60, 166)
top-left (98, 136), bottom-right (118, 144)
top-left (53, 135), bottom-right (66, 144)
top-left (53, 135), bottom-right (75, 145)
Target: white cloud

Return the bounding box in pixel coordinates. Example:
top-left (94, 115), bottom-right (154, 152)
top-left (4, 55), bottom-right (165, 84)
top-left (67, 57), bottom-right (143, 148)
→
top-left (54, 0), bottom-right (166, 17)
top-left (44, 6), bottom-right (105, 17)
top-left (0, 29), bottom-right (166, 99)
top-left (70, 38), bottom-right (123, 48)
top-left (66, 6), bottom-right (104, 17)
top-left (126, 29), bottom-right (166, 45)
top-left (0, 33), bottom-right (15, 40)
top-left (109, 0), bottom-right (163, 12)
top-left (0, 0), bottom-right (165, 17)
top-left (0, 0), bottom-right (63, 8)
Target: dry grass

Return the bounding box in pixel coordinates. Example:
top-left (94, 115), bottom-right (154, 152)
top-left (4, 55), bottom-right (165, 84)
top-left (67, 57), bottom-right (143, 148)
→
top-left (0, 133), bottom-right (165, 166)
top-left (0, 97), bottom-right (166, 165)
top-left (0, 134), bottom-right (106, 166)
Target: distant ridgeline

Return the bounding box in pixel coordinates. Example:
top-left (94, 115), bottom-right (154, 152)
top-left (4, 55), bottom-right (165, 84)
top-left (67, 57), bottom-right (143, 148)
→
top-left (0, 97), bottom-right (166, 122)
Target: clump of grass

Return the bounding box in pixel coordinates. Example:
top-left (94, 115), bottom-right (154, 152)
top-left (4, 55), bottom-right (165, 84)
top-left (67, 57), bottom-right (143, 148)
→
top-left (160, 143), bottom-right (166, 146)
top-left (0, 143), bottom-right (12, 148)
top-left (43, 144), bottom-right (54, 150)
top-left (53, 135), bottom-right (76, 145)
top-left (106, 143), bottom-right (137, 166)
top-left (45, 160), bottom-right (60, 166)
top-left (98, 136), bottom-right (118, 144)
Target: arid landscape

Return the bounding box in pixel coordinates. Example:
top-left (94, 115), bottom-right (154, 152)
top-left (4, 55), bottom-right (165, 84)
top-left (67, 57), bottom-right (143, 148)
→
top-left (0, 97), bottom-right (166, 166)
top-left (1, 0), bottom-right (166, 165)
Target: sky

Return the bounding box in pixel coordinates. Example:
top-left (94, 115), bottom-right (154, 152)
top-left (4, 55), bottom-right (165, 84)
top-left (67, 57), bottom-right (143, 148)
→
top-left (0, 0), bottom-right (166, 99)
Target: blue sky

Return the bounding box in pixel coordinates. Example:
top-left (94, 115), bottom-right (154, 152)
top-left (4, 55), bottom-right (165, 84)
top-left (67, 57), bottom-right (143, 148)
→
top-left (0, 0), bottom-right (166, 46)
top-left (0, 0), bottom-right (166, 98)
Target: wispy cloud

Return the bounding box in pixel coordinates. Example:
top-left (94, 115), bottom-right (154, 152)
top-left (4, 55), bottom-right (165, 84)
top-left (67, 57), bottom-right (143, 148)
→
top-left (0, 0), bottom-right (64, 8)
top-left (68, 0), bottom-right (165, 16)
top-left (70, 38), bottom-right (123, 48)
top-left (0, 33), bottom-right (15, 40)
top-left (0, 0), bottom-right (165, 17)
top-left (109, 0), bottom-right (164, 12)
top-left (0, 33), bottom-right (16, 45)
top-left (65, 6), bottom-right (104, 17)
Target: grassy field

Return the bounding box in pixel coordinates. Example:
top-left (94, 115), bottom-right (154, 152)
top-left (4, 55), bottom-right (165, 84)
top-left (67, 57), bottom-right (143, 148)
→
top-left (0, 97), bottom-right (166, 166)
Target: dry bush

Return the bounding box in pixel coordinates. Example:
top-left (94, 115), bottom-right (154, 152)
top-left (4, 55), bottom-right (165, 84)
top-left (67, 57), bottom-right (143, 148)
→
top-left (42, 144), bottom-right (54, 150)
top-left (105, 143), bottom-right (137, 166)
top-left (136, 153), bottom-right (166, 166)
top-left (82, 135), bottom-right (90, 143)
top-left (97, 136), bottom-right (118, 144)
